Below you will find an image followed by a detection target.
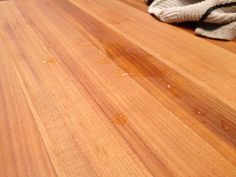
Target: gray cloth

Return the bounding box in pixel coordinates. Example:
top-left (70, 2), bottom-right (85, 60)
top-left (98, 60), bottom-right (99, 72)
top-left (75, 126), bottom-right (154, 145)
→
top-left (145, 0), bottom-right (236, 40)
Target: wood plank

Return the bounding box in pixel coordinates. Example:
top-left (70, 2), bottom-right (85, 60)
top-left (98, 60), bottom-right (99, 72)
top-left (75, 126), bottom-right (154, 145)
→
top-left (117, 0), bottom-right (147, 12)
top-left (68, 0), bottom-right (236, 111)
top-left (16, 0), bottom-right (236, 176)
top-left (1, 0), bottom-right (236, 177)
top-left (0, 3), bottom-right (57, 177)
top-left (1, 2), bottom-right (155, 177)
top-left (36, 0), bottom-right (236, 152)
top-left (64, 0), bottom-right (236, 143)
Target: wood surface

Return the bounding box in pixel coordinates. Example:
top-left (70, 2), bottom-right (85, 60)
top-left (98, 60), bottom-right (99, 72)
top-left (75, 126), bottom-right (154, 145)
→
top-left (0, 0), bottom-right (236, 176)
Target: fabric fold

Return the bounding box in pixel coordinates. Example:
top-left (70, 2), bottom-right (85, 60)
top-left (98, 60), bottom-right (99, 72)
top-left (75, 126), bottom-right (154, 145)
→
top-left (145, 0), bottom-right (236, 40)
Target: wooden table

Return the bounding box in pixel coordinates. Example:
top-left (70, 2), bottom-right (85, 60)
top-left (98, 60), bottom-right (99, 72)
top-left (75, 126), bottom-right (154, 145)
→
top-left (0, 0), bottom-right (236, 176)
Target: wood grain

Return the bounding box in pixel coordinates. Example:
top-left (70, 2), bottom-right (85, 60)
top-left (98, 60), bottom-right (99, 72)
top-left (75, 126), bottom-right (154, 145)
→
top-left (0, 0), bottom-right (236, 177)
top-left (0, 3), bottom-right (57, 176)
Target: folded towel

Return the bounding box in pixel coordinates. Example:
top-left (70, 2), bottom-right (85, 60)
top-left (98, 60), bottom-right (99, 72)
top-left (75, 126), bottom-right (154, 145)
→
top-left (145, 0), bottom-right (236, 40)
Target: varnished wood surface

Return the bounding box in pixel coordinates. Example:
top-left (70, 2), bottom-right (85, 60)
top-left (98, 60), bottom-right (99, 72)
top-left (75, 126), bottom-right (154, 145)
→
top-left (0, 0), bottom-right (236, 176)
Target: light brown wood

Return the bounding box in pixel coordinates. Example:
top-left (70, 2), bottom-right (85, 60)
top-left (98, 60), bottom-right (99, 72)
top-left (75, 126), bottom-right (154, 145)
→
top-left (0, 6), bottom-right (57, 176)
top-left (0, 0), bottom-right (236, 177)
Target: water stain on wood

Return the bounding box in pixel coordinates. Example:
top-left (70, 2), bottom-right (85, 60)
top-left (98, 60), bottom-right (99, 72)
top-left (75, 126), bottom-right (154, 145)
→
top-left (192, 107), bottom-right (206, 116)
top-left (112, 113), bottom-right (128, 126)
top-left (121, 72), bottom-right (135, 77)
top-left (221, 120), bottom-right (229, 130)
top-left (42, 58), bottom-right (57, 64)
